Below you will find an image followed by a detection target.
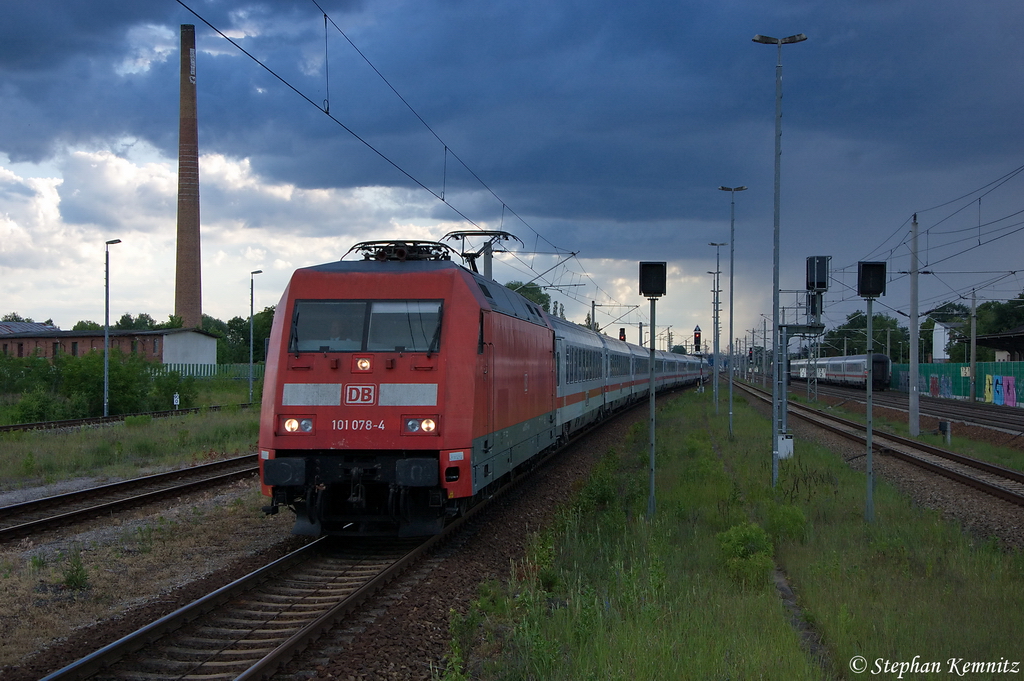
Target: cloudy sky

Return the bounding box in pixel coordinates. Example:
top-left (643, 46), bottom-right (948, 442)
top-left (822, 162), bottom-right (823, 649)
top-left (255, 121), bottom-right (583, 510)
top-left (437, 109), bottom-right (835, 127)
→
top-left (3, 0), bottom-right (1024, 354)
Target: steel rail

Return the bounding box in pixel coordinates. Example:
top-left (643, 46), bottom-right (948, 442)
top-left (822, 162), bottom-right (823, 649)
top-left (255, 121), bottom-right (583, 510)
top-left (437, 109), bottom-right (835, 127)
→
top-left (739, 382), bottom-right (1024, 507)
top-left (0, 403), bottom-right (255, 434)
top-left (38, 539), bottom-right (329, 681)
top-left (0, 455), bottom-right (258, 542)
top-left (800, 383), bottom-right (1024, 434)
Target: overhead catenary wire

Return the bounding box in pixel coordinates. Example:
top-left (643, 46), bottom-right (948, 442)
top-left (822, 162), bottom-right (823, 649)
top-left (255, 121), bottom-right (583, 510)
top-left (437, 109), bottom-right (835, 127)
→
top-left (829, 162), bottom-right (1024, 321)
top-left (175, 1), bottom-right (645, 327)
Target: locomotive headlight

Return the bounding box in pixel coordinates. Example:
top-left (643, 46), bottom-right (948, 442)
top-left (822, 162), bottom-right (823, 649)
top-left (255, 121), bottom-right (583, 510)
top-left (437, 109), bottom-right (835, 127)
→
top-left (283, 417), bottom-right (314, 433)
top-left (356, 357), bottom-right (371, 371)
top-left (402, 416), bottom-right (439, 435)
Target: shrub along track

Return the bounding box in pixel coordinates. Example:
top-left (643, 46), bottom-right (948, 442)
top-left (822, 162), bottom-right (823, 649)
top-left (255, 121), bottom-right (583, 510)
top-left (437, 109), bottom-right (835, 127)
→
top-left (699, 400), bottom-right (836, 679)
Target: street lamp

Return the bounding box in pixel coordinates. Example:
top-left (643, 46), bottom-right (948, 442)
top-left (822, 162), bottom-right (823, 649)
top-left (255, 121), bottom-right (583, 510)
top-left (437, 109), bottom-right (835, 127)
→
top-left (719, 185), bottom-right (747, 437)
top-left (103, 238), bottom-right (122, 417)
top-left (249, 269), bottom-right (263, 404)
top-left (753, 31), bottom-right (806, 487)
top-left (708, 242), bottom-right (726, 414)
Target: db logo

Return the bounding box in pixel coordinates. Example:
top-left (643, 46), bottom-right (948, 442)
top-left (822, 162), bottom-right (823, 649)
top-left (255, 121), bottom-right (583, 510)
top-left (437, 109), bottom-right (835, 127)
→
top-left (345, 384), bottom-right (376, 405)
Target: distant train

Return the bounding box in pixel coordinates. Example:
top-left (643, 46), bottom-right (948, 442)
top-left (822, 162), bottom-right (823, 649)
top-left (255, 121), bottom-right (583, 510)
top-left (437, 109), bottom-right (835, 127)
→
top-left (788, 353), bottom-right (892, 392)
top-left (257, 239), bottom-right (708, 537)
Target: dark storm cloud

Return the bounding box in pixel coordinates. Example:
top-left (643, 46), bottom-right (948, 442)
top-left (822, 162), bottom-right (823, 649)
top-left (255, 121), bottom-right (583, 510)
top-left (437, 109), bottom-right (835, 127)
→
top-left (2, 0), bottom-right (1024, 263)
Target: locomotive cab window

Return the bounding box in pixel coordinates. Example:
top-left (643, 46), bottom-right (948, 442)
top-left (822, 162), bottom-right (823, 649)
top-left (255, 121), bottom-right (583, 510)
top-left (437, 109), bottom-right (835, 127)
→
top-left (290, 300), bottom-right (443, 353)
top-left (367, 301), bottom-right (442, 352)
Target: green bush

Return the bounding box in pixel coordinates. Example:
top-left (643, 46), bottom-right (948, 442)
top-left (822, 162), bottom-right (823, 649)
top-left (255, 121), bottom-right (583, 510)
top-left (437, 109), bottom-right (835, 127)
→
top-left (717, 522), bottom-right (774, 589)
top-left (764, 503), bottom-right (807, 543)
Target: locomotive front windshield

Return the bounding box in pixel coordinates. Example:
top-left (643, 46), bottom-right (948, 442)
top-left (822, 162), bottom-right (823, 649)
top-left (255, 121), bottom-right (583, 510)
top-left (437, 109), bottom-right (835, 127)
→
top-left (290, 300), bottom-right (443, 353)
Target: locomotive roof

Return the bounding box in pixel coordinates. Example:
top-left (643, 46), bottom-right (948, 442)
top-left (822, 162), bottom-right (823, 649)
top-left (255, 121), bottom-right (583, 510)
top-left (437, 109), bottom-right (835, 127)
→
top-left (300, 258), bottom-right (550, 328)
top-left (303, 259), bottom-right (465, 275)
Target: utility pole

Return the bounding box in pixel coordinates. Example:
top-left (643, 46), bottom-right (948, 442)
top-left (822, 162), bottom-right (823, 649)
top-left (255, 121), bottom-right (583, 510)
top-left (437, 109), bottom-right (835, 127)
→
top-left (970, 289), bottom-right (977, 401)
top-left (909, 214), bottom-right (920, 435)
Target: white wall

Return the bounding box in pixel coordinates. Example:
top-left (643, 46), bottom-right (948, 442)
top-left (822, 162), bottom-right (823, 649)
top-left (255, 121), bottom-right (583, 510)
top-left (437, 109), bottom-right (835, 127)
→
top-left (162, 331), bottom-right (217, 364)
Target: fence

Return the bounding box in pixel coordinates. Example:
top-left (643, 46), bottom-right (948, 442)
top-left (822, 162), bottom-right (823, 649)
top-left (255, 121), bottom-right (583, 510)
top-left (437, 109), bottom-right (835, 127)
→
top-left (154, 363), bottom-right (265, 380)
top-left (891, 361), bottom-right (1023, 407)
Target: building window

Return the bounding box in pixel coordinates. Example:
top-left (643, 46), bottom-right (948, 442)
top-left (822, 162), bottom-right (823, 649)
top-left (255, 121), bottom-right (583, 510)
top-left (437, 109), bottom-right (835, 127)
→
top-left (154, 338), bottom-right (160, 354)
top-left (72, 342), bottom-right (79, 357)
top-left (53, 342), bottom-right (59, 357)
top-left (17, 343), bottom-right (24, 358)
top-left (2, 344), bottom-right (7, 355)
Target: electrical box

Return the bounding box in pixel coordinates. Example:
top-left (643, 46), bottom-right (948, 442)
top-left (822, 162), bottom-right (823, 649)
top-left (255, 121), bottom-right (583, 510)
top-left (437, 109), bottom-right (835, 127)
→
top-left (857, 261), bottom-right (886, 298)
top-left (639, 261), bottom-right (667, 298)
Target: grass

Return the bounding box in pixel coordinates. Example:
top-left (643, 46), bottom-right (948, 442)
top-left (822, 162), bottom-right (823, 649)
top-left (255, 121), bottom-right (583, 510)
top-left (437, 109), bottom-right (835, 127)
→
top-left (0, 406), bottom-right (259, 491)
top-left (441, 390), bottom-right (1024, 680)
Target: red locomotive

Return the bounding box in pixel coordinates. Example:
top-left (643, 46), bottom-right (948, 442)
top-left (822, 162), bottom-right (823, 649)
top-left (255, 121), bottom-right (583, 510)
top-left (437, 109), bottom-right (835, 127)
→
top-left (259, 239), bottom-right (706, 536)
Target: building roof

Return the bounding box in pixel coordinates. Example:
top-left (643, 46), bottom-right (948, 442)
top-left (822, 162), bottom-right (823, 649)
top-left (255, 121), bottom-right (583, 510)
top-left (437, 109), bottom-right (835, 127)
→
top-left (0, 327), bottom-right (219, 340)
top-left (975, 324), bottom-right (1024, 354)
top-left (0, 321), bottom-right (60, 335)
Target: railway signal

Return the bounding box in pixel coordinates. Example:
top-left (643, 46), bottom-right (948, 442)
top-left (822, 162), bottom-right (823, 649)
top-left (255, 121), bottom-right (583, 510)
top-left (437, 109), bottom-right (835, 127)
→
top-left (858, 260), bottom-right (887, 523)
top-left (639, 261), bottom-right (667, 520)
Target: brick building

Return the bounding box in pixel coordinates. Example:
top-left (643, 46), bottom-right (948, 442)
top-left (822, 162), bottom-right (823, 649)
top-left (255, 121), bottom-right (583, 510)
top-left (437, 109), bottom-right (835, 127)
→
top-left (0, 327), bottom-right (217, 364)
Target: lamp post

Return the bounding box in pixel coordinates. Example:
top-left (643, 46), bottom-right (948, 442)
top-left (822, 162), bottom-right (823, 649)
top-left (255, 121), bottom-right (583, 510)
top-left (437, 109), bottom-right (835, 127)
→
top-left (719, 186), bottom-right (747, 437)
top-left (708, 242), bottom-right (726, 413)
top-left (249, 269), bottom-right (263, 404)
top-left (103, 238), bottom-right (122, 418)
top-left (753, 31), bottom-right (806, 487)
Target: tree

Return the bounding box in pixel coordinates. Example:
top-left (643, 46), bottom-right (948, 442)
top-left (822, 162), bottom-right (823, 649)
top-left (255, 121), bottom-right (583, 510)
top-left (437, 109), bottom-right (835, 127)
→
top-left (2, 312), bottom-right (32, 322)
top-left (821, 312), bottom-right (908, 359)
top-left (114, 313), bottom-right (158, 331)
top-left (157, 314), bottom-right (184, 329)
top-left (504, 281), bottom-right (550, 313)
top-left (72, 320), bottom-right (103, 331)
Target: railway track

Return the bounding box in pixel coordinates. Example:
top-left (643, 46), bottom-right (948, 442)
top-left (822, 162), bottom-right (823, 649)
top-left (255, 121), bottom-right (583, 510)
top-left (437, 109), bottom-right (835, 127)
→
top-left (738, 382), bottom-right (1024, 507)
top-left (0, 455), bottom-right (259, 542)
top-left (35, 391), bottom-right (666, 681)
top-left (39, 536), bottom-right (430, 681)
top-left (793, 382), bottom-right (1024, 435)
top-left (0, 403), bottom-right (255, 434)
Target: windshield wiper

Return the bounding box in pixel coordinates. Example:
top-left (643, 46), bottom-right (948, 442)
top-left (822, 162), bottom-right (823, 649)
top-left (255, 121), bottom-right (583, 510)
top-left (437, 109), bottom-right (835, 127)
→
top-left (426, 309), bottom-right (443, 358)
top-left (289, 312), bottom-right (300, 356)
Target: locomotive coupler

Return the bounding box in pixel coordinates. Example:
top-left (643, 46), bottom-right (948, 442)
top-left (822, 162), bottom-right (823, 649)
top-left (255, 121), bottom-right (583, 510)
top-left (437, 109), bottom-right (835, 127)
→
top-left (348, 467), bottom-right (367, 508)
top-left (261, 488), bottom-right (289, 516)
